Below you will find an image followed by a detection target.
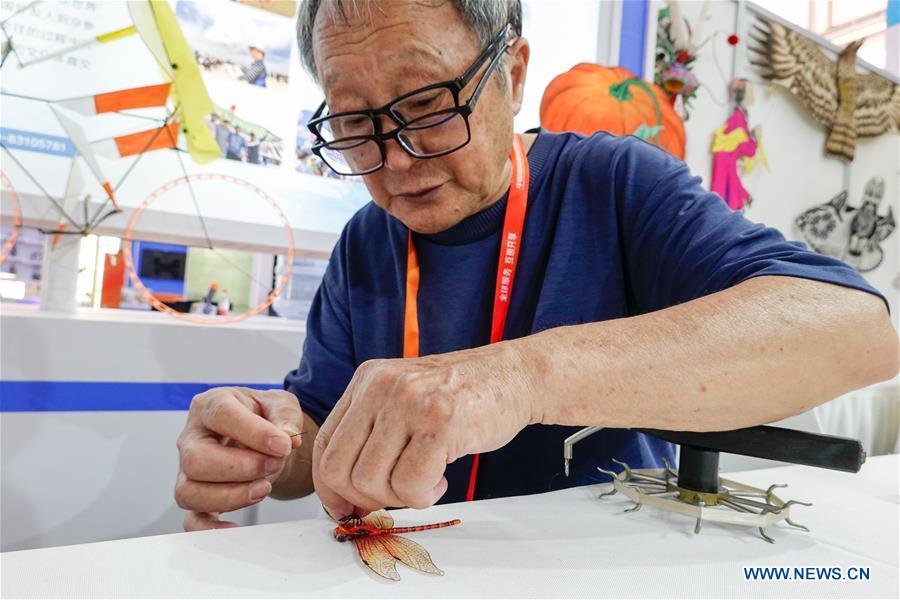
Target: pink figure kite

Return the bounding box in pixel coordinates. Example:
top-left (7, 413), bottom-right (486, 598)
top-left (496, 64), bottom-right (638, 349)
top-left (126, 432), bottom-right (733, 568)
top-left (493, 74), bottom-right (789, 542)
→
top-left (710, 106), bottom-right (762, 211)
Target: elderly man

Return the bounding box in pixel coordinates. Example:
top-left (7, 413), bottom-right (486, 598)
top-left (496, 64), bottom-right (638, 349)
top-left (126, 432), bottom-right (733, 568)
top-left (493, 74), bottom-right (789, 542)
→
top-left (175, 0), bottom-right (898, 530)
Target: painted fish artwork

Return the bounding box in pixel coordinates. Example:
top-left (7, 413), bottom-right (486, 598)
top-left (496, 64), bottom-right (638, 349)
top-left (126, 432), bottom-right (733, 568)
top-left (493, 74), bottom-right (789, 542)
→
top-left (795, 177), bottom-right (895, 273)
top-left (333, 510), bottom-right (461, 581)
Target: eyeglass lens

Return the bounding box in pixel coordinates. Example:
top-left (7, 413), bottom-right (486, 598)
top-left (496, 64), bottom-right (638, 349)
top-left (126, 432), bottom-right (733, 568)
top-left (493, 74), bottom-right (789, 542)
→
top-left (318, 86), bottom-right (473, 175)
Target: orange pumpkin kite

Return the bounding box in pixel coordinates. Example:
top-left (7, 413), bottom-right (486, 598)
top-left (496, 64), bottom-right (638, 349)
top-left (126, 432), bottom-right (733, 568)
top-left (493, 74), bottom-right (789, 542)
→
top-left (540, 64), bottom-right (686, 159)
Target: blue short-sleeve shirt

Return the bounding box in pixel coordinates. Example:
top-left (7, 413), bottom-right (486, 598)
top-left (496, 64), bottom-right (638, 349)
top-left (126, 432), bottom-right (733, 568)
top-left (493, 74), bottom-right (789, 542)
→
top-left (285, 129), bottom-right (885, 502)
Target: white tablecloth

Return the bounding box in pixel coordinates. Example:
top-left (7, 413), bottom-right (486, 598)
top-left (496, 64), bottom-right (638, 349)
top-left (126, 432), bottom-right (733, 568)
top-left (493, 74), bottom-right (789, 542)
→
top-left (2, 455), bottom-right (897, 598)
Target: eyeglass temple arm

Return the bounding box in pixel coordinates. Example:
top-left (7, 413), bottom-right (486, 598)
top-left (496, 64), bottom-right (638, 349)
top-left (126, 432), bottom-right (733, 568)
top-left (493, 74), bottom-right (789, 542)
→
top-left (466, 38), bottom-right (513, 110)
top-left (459, 24), bottom-right (510, 82)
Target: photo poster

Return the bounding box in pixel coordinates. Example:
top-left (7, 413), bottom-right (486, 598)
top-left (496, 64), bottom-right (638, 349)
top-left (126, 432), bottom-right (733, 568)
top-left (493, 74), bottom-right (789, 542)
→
top-left (175, 0), bottom-right (360, 185)
top-left (173, 0), bottom-right (371, 231)
top-left (174, 0), bottom-right (294, 169)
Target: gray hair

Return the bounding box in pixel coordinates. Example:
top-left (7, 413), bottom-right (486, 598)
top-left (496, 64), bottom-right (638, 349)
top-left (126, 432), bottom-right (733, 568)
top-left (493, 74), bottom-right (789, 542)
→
top-left (296, 0), bottom-right (522, 84)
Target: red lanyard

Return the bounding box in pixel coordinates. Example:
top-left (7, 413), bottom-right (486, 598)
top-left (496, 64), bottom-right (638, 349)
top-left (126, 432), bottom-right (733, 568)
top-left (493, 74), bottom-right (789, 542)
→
top-left (403, 134), bottom-right (530, 501)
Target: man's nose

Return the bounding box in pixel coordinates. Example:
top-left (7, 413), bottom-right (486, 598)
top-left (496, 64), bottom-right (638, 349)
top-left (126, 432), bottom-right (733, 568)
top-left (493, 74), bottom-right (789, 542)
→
top-left (383, 138), bottom-right (415, 172)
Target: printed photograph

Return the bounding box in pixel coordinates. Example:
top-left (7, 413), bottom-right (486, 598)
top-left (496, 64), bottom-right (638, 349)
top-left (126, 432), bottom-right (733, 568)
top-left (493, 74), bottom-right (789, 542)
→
top-left (175, 0), bottom-right (297, 167)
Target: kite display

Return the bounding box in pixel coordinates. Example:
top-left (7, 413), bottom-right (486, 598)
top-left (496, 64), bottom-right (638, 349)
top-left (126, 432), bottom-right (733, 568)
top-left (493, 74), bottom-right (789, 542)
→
top-left (1, 0), bottom-right (221, 237)
top-left (654, 1), bottom-right (701, 119)
top-left (1, 1), bottom-right (296, 320)
top-left (0, 171), bottom-right (21, 264)
top-left (795, 176), bottom-right (895, 273)
top-left (710, 80), bottom-right (767, 212)
top-left (749, 19), bottom-right (900, 163)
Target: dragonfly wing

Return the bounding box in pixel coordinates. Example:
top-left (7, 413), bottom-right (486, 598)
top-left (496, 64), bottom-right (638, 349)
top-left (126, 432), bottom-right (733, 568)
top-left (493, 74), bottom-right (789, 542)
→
top-left (363, 509), bottom-right (394, 529)
top-left (355, 537), bottom-right (399, 581)
top-left (380, 534), bottom-right (444, 576)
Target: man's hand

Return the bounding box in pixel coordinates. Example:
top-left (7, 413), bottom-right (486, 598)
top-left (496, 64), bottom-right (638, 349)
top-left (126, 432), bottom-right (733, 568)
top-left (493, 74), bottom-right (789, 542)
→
top-left (313, 343), bottom-right (537, 518)
top-left (175, 387), bottom-right (304, 531)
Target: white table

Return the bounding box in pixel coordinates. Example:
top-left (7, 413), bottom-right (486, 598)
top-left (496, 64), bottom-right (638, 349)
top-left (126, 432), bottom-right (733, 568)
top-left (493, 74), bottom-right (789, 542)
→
top-left (2, 455), bottom-right (897, 598)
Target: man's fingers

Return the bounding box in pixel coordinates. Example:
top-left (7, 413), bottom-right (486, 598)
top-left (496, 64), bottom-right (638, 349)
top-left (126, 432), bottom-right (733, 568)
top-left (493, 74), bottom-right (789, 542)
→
top-left (312, 380), bottom-right (360, 519)
top-left (175, 472), bottom-right (271, 513)
top-left (390, 434), bottom-right (450, 509)
top-left (177, 388), bottom-right (310, 533)
top-left (256, 390), bottom-right (305, 445)
top-left (350, 423), bottom-right (408, 509)
top-left (180, 434), bottom-right (285, 482)
top-left (199, 393), bottom-right (292, 458)
top-left (183, 511), bottom-right (239, 532)
top-left (316, 400), bottom-right (387, 512)
top-left (312, 436), bottom-right (357, 518)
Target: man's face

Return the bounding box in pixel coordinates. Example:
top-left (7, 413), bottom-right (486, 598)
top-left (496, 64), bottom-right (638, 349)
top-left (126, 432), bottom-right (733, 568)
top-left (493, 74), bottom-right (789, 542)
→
top-left (250, 48), bottom-right (264, 61)
top-left (313, 0), bottom-right (528, 233)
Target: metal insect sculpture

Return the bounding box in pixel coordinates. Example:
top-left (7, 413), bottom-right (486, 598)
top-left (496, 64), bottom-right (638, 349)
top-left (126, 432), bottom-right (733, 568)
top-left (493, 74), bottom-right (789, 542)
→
top-left (333, 510), bottom-right (460, 581)
top-left (565, 425), bottom-right (866, 544)
top-left (749, 19), bottom-right (900, 162)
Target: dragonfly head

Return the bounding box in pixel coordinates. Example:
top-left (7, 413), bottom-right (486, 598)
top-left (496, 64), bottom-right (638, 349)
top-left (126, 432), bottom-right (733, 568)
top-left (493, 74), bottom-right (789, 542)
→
top-left (333, 513), bottom-right (376, 542)
top-left (333, 523), bottom-right (373, 542)
top-left (333, 529), bottom-right (354, 543)
top-left (334, 517), bottom-right (372, 542)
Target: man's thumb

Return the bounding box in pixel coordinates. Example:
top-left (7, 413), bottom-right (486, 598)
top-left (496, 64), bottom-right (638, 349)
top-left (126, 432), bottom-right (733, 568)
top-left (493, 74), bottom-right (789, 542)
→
top-left (258, 390), bottom-right (305, 448)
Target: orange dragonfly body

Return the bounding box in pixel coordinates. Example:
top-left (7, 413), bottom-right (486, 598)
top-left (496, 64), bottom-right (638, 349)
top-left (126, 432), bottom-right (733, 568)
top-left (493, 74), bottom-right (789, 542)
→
top-left (333, 510), bottom-right (460, 581)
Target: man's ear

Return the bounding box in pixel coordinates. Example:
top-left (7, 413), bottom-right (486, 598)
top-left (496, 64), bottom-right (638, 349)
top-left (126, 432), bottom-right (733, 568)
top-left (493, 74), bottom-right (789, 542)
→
top-left (507, 37), bottom-right (530, 116)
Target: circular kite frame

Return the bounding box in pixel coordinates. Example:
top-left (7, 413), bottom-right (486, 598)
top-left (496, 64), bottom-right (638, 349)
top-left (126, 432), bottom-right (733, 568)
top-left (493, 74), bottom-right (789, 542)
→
top-left (0, 170), bottom-right (23, 266)
top-left (123, 173), bottom-right (294, 324)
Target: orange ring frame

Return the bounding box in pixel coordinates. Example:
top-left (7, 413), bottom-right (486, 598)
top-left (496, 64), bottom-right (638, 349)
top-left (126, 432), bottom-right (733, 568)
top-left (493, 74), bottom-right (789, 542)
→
top-left (0, 171), bottom-right (23, 266)
top-left (123, 173), bottom-right (294, 324)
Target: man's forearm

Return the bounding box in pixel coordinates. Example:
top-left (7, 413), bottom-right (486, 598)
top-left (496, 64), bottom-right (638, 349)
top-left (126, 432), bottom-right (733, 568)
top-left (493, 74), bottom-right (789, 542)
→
top-left (270, 412), bottom-right (318, 500)
top-left (514, 276), bottom-right (898, 432)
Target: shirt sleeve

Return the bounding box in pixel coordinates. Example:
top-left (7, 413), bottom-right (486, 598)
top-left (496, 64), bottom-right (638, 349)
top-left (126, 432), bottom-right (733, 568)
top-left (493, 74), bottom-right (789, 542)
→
top-left (610, 137), bottom-right (888, 315)
top-left (241, 62), bottom-right (265, 83)
top-left (283, 248), bottom-right (357, 427)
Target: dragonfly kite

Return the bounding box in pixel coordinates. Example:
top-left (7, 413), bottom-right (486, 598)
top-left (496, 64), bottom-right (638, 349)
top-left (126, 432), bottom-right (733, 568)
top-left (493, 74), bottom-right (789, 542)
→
top-left (333, 510), bottom-right (460, 581)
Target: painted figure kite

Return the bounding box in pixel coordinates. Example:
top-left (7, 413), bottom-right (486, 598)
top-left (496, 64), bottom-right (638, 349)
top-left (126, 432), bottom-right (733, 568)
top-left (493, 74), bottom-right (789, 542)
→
top-left (710, 103), bottom-right (767, 212)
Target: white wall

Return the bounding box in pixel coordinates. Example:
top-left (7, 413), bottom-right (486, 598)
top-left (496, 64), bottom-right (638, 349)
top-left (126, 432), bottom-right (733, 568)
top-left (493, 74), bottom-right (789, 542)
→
top-left (515, 0), bottom-right (603, 132)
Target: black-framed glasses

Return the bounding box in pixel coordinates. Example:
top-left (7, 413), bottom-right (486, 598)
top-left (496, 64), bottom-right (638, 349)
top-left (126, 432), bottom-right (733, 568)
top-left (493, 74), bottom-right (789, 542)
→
top-left (307, 24), bottom-right (514, 176)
